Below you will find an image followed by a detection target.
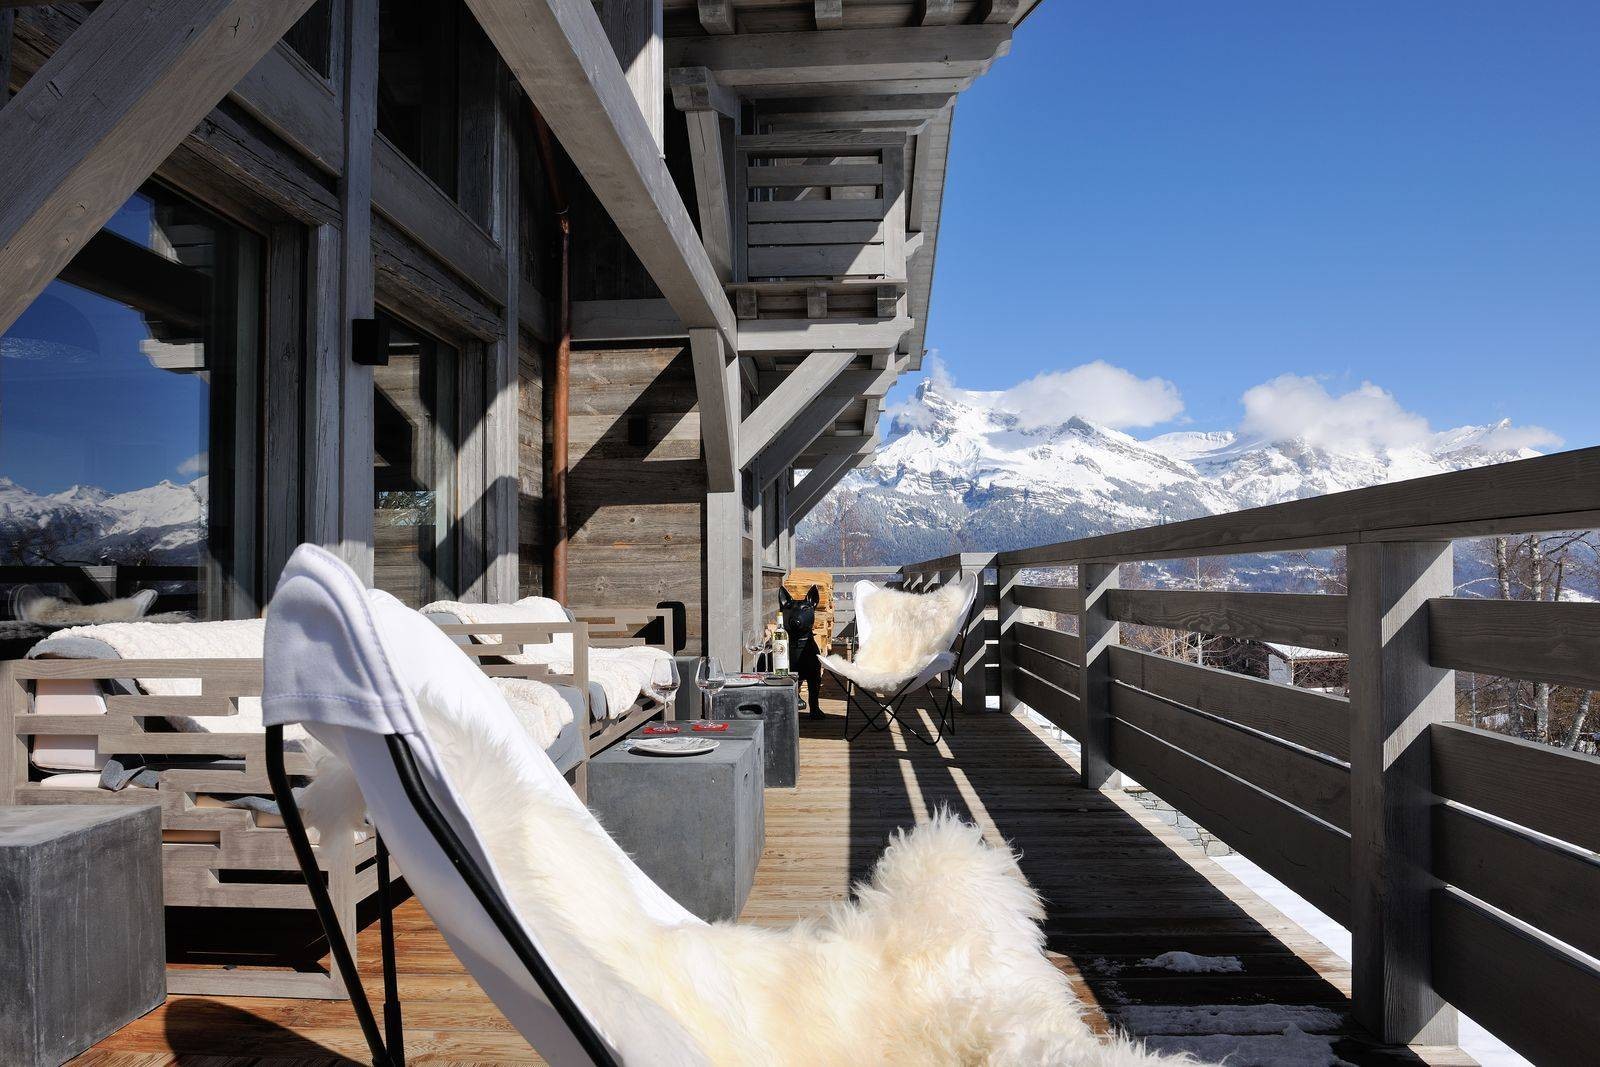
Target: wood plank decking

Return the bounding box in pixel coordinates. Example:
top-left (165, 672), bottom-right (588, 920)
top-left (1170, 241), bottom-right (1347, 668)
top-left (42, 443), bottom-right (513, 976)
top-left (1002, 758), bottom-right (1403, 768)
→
top-left (71, 689), bottom-right (1472, 1065)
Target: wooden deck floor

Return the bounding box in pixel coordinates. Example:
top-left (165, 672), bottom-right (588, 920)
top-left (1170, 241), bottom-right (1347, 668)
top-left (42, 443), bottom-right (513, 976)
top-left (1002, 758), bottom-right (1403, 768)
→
top-left (73, 690), bottom-right (1472, 1065)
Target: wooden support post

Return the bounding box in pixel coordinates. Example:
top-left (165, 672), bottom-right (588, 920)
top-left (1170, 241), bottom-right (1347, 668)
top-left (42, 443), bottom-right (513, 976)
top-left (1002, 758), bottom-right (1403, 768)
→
top-left (337, 0), bottom-right (378, 581)
top-left (1348, 541), bottom-right (1459, 1046)
top-left (0, 0), bottom-right (321, 334)
top-left (958, 556), bottom-right (996, 716)
top-left (705, 489), bottom-right (742, 665)
top-left (690, 327), bottom-right (739, 492)
top-left (997, 565), bottom-right (1020, 717)
top-left (486, 66), bottom-right (522, 602)
top-left (1076, 562), bottom-right (1121, 790)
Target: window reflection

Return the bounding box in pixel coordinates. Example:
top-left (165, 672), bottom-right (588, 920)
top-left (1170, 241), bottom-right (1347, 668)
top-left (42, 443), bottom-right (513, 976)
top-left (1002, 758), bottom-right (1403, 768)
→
top-left (378, 0), bottom-right (461, 197)
top-left (373, 314), bottom-right (458, 607)
top-left (0, 184), bottom-right (262, 631)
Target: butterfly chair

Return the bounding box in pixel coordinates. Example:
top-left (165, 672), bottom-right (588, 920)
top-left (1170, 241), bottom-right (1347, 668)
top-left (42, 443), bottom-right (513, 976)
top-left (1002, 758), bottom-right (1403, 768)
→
top-left (821, 577), bottom-right (979, 746)
top-left (261, 546), bottom-right (1160, 1067)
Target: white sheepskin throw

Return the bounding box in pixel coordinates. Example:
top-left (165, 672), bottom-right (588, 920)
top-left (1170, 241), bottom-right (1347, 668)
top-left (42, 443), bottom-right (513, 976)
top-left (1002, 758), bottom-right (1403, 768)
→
top-left (20, 589), bottom-right (161, 625)
top-left (46, 618), bottom-right (304, 739)
top-left (821, 579), bottom-right (973, 695)
top-left (419, 682), bottom-right (1179, 1066)
top-left (424, 598), bottom-right (671, 719)
top-left (495, 677), bottom-right (573, 750)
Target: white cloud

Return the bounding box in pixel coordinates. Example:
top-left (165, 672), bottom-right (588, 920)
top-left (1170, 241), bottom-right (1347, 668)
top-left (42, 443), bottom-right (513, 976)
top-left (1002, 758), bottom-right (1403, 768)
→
top-left (1239, 374), bottom-right (1559, 454)
top-left (998, 361), bottom-right (1185, 431)
top-left (177, 452), bottom-right (207, 477)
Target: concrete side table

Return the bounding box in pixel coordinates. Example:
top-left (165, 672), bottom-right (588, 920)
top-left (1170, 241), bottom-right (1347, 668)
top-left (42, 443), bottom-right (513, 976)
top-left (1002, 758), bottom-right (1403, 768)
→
top-left (588, 722), bottom-right (765, 921)
top-left (0, 805), bottom-right (165, 1067)
top-left (703, 681), bottom-right (799, 788)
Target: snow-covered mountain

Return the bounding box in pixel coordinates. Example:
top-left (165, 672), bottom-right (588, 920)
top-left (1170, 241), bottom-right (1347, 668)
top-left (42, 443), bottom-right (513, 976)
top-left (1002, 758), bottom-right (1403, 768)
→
top-left (797, 378), bottom-right (1547, 567)
top-left (0, 476), bottom-right (207, 564)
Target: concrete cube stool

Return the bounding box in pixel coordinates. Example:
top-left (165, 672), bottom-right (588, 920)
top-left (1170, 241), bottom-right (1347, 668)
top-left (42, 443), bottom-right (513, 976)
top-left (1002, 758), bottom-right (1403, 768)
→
top-left (0, 805), bottom-right (165, 1066)
top-left (587, 722), bottom-right (765, 921)
top-left (703, 681), bottom-right (799, 788)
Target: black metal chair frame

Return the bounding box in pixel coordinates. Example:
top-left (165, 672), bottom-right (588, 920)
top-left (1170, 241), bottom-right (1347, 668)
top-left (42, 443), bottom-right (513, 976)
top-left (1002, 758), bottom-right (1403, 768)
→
top-left (839, 586), bottom-right (980, 748)
top-left (265, 724), bottom-right (622, 1067)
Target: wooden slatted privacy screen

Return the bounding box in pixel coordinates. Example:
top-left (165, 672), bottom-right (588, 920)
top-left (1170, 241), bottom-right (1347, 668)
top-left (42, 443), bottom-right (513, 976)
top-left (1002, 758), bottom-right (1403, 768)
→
top-left (902, 444), bottom-right (1600, 1062)
top-left (734, 131), bottom-right (907, 284)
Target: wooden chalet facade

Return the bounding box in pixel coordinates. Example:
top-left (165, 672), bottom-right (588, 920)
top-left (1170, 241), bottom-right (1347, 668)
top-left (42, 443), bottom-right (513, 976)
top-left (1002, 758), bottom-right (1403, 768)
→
top-left (0, 0), bottom-right (1021, 661)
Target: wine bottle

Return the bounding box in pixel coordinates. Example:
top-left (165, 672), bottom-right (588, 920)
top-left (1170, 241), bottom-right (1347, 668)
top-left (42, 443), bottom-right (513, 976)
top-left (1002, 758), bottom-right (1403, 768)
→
top-left (771, 613), bottom-right (790, 676)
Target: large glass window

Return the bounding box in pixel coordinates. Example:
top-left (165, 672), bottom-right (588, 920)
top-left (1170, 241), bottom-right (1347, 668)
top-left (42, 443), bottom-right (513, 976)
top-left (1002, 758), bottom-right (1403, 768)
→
top-left (0, 184), bottom-right (262, 624)
top-left (378, 0), bottom-right (462, 197)
top-left (373, 314), bottom-right (459, 607)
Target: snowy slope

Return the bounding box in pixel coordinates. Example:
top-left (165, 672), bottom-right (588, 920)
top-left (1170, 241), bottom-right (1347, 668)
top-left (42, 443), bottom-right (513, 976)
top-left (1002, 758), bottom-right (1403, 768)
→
top-left (797, 378), bottom-right (1544, 567)
top-left (0, 476), bottom-right (207, 564)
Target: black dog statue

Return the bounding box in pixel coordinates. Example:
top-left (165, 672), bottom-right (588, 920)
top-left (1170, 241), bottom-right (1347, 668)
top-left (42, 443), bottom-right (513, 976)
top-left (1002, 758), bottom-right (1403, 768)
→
top-left (779, 584), bottom-right (825, 718)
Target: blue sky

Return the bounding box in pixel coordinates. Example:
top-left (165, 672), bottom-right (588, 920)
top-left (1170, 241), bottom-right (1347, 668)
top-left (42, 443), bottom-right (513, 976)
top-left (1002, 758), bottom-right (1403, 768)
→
top-left (913, 0), bottom-right (1600, 450)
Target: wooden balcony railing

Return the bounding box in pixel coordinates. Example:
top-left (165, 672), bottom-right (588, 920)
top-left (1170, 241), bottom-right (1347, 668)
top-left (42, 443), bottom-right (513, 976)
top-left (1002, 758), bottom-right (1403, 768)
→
top-left (890, 446), bottom-right (1600, 1064)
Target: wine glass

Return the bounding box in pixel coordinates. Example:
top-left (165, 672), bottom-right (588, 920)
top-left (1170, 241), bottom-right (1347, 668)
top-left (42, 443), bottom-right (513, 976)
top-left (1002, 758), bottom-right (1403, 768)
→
top-left (743, 636), bottom-right (769, 673)
top-left (649, 658), bottom-right (680, 715)
top-left (696, 657), bottom-right (726, 717)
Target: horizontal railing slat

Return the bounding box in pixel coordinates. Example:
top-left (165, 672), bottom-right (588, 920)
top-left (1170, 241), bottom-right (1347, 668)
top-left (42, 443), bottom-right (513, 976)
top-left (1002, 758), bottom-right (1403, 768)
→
top-left (1010, 584), bottom-right (1081, 615)
top-left (1106, 589), bottom-right (1348, 652)
top-left (1110, 718), bottom-right (1351, 924)
top-left (998, 445), bottom-right (1600, 567)
top-left (1012, 644), bottom-right (1080, 695)
top-left (1011, 622), bottom-right (1082, 665)
top-left (746, 163), bottom-right (884, 187)
top-left (745, 198), bottom-right (885, 223)
top-left (1012, 667), bottom-right (1084, 739)
top-left (1429, 597), bottom-right (1600, 691)
top-left (1431, 722), bottom-right (1600, 855)
top-left (1432, 887), bottom-right (1600, 1067)
top-left (1110, 683), bottom-right (1350, 830)
top-left (1108, 646), bottom-right (1351, 761)
top-left (1434, 804), bottom-right (1600, 962)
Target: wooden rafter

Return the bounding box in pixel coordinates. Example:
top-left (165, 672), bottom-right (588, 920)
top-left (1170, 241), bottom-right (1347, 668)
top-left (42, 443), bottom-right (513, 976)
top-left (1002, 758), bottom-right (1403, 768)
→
top-left (0, 0), bottom-right (321, 333)
top-left (738, 351), bottom-right (856, 470)
top-left (753, 389), bottom-right (858, 489)
top-left (788, 439), bottom-right (877, 521)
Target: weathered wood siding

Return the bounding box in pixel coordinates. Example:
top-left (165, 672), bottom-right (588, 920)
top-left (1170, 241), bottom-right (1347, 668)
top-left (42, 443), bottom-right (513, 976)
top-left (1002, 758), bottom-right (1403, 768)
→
top-left (566, 342), bottom-right (705, 652)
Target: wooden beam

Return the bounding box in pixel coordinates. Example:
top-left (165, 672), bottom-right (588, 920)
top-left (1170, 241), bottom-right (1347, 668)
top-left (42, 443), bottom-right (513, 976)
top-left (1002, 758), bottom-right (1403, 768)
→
top-left (814, 0), bottom-right (843, 30)
top-left (572, 298), bottom-right (684, 340)
top-left (789, 441), bottom-right (874, 520)
top-left (1106, 589), bottom-right (1349, 653)
top-left (1000, 445), bottom-right (1600, 568)
top-left (690, 327), bottom-right (738, 491)
top-left (738, 351), bottom-right (856, 469)
top-left (756, 94), bottom-right (954, 125)
top-left (676, 98), bottom-right (734, 280)
top-left (754, 391), bottom-right (858, 489)
top-left (466, 0), bottom-right (737, 352)
top-left (597, 0), bottom-right (664, 153)
top-left (1428, 597), bottom-right (1600, 691)
top-left (978, 0), bottom-right (1020, 23)
top-left (666, 27), bottom-right (1011, 90)
top-left (916, 0), bottom-right (957, 25)
top-left (795, 430), bottom-right (874, 461)
top-left (0, 0), bottom-right (321, 334)
top-left (696, 0), bottom-right (734, 34)
top-left (668, 64), bottom-right (740, 120)
top-left (739, 315), bottom-right (912, 353)
top-left (1347, 541), bottom-right (1458, 1045)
